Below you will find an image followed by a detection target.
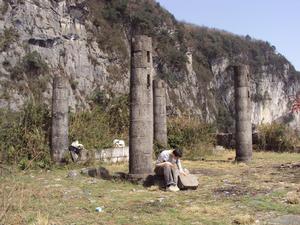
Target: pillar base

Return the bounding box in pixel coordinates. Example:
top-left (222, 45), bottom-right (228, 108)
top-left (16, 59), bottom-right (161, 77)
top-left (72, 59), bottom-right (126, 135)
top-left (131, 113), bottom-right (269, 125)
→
top-left (235, 156), bottom-right (252, 163)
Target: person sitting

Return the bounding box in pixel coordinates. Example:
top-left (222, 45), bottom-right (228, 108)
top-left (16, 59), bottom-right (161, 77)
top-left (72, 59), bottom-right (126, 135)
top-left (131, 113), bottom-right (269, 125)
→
top-left (154, 148), bottom-right (187, 192)
top-left (69, 140), bottom-right (84, 162)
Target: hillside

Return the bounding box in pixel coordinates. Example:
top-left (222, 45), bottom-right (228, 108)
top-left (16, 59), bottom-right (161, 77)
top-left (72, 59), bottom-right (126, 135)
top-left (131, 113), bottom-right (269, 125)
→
top-left (0, 0), bottom-right (300, 131)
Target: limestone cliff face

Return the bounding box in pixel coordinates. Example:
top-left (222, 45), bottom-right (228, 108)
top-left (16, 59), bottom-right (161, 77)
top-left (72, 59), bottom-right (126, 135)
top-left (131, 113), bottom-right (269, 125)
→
top-left (0, 0), bottom-right (299, 129)
top-left (210, 58), bottom-right (300, 130)
top-left (0, 0), bottom-right (129, 111)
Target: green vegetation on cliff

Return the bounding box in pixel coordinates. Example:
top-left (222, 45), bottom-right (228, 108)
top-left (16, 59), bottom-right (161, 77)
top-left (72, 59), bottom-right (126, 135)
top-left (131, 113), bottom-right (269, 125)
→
top-left (86, 0), bottom-right (298, 83)
top-left (85, 0), bottom-right (300, 130)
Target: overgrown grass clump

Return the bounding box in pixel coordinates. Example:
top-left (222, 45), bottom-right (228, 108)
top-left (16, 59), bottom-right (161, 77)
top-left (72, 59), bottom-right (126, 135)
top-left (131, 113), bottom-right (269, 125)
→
top-left (69, 93), bottom-right (130, 150)
top-left (0, 92), bottom-right (218, 168)
top-left (0, 101), bottom-right (51, 169)
top-left (256, 123), bottom-right (299, 152)
top-left (167, 116), bottom-right (216, 159)
top-left (0, 93), bottom-right (130, 169)
top-left (1, 92), bottom-right (298, 169)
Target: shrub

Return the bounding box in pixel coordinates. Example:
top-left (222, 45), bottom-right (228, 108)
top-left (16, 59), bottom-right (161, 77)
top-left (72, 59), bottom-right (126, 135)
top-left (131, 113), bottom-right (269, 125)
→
top-left (9, 51), bottom-right (50, 99)
top-left (22, 51), bottom-right (49, 76)
top-left (69, 107), bottom-right (112, 150)
top-left (215, 105), bottom-right (235, 133)
top-left (68, 92), bottom-right (130, 153)
top-left (167, 116), bottom-right (216, 160)
top-left (0, 93), bottom-right (130, 167)
top-left (256, 123), bottom-right (298, 152)
top-left (0, 100), bottom-right (51, 168)
top-left (107, 94), bottom-right (129, 138)
top-left (102, 0), bottom-right (128, 23)
top-left (90, 90), bottom-right (110, 109)
top-left (89, 91), bottom-right (130, 142)
top-left (0, 27), bottom-right (19, 52)
top-left (10, 51), bottom-right (49, 80)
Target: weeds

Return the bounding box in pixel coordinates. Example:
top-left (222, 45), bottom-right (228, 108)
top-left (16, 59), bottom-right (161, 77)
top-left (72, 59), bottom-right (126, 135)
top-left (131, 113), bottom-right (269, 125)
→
top-left (69, 107), bottom-right (112, 150)
top-left (1, 151), bottom-right (300, 224)
top-left (0, 27), bottom-right (18, 52)
top-left (256, 123), bottom-right (298, 152)
top-left (0, 100), bottom-right (51, 168)
top-left (167, 116), bottom-right (216, 159)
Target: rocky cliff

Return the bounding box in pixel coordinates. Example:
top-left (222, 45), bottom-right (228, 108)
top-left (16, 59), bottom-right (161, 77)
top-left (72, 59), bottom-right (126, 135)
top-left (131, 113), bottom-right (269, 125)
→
top-left (0, 0), bottom-right (300, 131)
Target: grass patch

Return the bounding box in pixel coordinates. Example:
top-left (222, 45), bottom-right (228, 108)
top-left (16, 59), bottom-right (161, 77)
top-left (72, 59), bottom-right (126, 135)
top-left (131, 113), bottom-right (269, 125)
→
top-left (1, 151), bottom-right (300, 224)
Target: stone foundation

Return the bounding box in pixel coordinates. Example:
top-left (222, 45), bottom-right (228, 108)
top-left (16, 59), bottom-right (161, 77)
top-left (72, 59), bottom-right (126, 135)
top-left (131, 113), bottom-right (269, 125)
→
top-left (77, 147), bottom-right (129, 163)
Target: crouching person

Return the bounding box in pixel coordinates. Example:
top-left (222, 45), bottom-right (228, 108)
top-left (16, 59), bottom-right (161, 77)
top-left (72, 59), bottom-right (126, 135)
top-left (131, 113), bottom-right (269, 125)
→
top-left (154, 148), bottom-right (187, 192)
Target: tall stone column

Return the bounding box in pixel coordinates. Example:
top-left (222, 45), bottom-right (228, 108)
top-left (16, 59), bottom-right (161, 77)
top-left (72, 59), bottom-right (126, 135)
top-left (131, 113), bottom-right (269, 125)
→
top-left (51, 75), bottom-right (69, 164)
top-left (129, 35), bottom-right (153, 175)
top-left (153, 79), bottom-right (167, 147)
top-left (234, 65), bottom-right (252, 162)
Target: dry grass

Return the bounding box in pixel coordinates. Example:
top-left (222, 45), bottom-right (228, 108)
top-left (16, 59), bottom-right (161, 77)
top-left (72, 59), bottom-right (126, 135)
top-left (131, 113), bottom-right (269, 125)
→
top-left (233, 214), bottom-right (255, 225)
top-left (1, 150), bottom-right (300, 225)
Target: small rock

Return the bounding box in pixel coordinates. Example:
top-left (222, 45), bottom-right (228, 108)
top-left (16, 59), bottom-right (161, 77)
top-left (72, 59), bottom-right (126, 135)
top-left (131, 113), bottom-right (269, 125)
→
top-left (214, 145), bottom-right (225, 151)
top-left (286, 191), bottom-right (300, 204)
top-left (80, 167), bottom-right (111, 179)
top-left (67, 170), bottom-right (79, 178)
top-left (268, 215), bottom-right (300, 225)
top-left (80, 168), bottom-right (89, 175)
top-left (147, 186), bottom-right (159, 191)
top-left (83, 189), bottom-right (91, 196)
top-left (87, 178), bottom-right (98, 184)
top-left (233, 214), bottom-right (255, 224)
top-left (157, 197), bottom-right (164, 202)
top-left (89, 199), bottom-right (96, 203)
top-left (238, 163), bottom-right (247, 167)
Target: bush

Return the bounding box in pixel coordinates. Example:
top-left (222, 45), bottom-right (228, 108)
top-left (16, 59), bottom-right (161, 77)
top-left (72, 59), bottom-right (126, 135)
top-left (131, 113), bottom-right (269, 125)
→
top-left (9, 51), bottom-right (50, 99)
top-left (167, 116), bottom-right (216, 160)
top-left (10, 51), bottom-right (49, 79)
top-left (256, 123), bottom-right (298, 152)
top-left (0, 100), bottom-right (51, 169)
top-left (0, 92), bottom-right (130, 167)
top-left (0, 27), bottom-right (19, 52)
top-left (69, 107), bottom-right (112, 150)
top-left (215, 105), bottom-right (235, 133)
top-left (102, 0), bottom-right (128, 23)
top-left (22, 51), bottom-right (49, 76)
top-left (107, 95), bottom-right (129, 138)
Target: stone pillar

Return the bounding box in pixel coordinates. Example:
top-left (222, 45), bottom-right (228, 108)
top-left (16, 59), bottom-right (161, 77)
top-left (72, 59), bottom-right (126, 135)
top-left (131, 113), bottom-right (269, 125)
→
top-left (129, 35), bottom-right (153, 175)
top-left (153, 79), bottom-right (167, 147)
top-left (51, 75), bottom-right (69, 164)
top-left (234, 65), bottom-right (252, 162)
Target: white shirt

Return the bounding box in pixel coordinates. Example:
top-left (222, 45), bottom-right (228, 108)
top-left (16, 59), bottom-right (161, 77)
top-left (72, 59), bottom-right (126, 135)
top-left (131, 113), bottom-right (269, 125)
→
top-left (156, 150), bottom-right (183, 171)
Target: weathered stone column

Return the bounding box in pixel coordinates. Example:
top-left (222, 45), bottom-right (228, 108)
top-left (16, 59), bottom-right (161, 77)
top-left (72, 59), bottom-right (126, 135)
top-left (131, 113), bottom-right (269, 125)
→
top-left (234, 65), bottom-right (252, 162)
top-left (129, 35), bottom-right (153, 175)
top-left (153, 79), bottom-right (167, 147)
top-left (51, 75), bottom-right (69, 164)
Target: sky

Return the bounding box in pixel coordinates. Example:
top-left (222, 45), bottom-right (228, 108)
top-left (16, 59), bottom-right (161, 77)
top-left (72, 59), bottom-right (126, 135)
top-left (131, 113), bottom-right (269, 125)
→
top-left (156, 0), bottom-right (300, 71)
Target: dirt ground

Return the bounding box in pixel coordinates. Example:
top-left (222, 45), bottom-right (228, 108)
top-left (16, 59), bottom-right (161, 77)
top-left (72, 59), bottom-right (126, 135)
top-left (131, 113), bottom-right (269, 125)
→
top-left (1, 150), bottom-right (300, 225)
